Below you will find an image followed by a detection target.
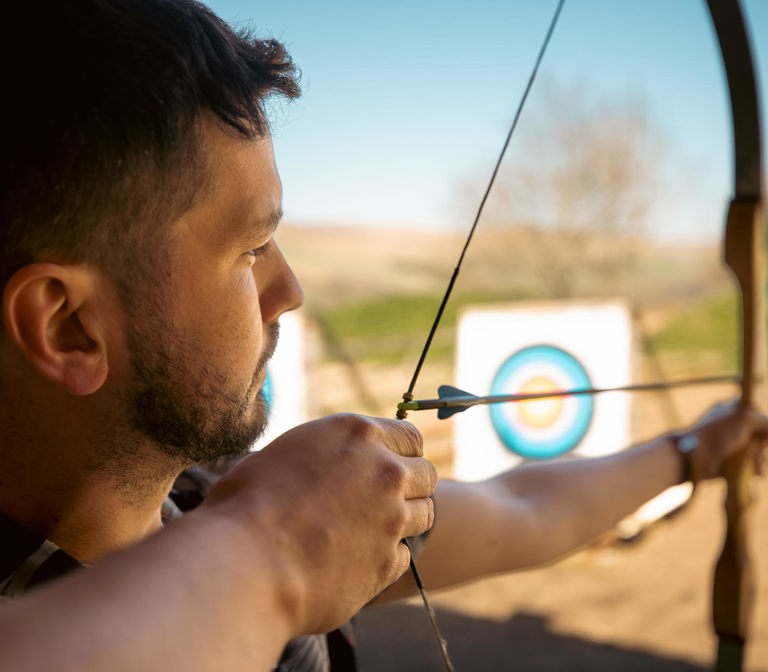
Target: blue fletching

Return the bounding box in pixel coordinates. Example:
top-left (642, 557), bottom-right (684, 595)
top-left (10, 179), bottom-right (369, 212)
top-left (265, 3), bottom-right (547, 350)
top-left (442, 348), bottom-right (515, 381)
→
top-left (436, 385), bottom-right (477, 419)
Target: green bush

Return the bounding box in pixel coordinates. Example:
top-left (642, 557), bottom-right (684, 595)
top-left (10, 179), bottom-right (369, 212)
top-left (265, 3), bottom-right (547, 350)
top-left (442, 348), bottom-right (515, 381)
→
top-left (650, 293), bottom-right (739, 359)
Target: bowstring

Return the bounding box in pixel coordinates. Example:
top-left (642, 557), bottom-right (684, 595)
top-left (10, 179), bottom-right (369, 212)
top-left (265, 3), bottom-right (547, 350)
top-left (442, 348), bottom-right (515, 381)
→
top-left (394, 3), bottom-right (567, 671)
top-left (397, 0), bottom-right (567, 418)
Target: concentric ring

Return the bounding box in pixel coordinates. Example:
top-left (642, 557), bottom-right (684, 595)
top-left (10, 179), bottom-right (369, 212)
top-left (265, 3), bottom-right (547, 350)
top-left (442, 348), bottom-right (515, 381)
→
top-left (262, 369), bottom-right (273, 410)
top-left (489, 344), bottom-right (594, 459)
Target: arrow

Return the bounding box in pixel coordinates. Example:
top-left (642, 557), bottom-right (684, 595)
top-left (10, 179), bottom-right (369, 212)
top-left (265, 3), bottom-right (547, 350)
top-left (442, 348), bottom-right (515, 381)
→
top-left (396, 374), bottom-right (739, 419)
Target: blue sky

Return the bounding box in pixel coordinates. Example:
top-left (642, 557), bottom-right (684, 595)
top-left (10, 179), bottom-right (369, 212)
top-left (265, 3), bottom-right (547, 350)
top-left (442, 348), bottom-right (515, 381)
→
top-left (204, 0), bottom-right (767, 242)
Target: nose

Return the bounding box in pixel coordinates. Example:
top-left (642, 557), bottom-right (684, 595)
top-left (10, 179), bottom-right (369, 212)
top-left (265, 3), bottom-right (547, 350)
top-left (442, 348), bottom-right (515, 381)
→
top-left (260, 240), bottom-right (304, 323)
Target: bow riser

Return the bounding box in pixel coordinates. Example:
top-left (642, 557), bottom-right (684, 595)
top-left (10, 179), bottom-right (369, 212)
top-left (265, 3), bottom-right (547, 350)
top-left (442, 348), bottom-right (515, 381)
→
top-left (723, 198), bottom-right (766, 411)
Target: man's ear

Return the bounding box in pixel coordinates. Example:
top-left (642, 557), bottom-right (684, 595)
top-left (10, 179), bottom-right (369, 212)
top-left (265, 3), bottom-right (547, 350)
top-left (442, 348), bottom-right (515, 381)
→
top-left (2, 263), bottom-right (113, 395)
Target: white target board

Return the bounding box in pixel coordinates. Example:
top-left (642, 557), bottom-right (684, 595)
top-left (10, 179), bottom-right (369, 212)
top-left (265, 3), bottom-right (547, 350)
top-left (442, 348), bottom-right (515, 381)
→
top-left (252, 310), bottom-right (307, 450)
top-left (453, 300), bottom-right (632, 481)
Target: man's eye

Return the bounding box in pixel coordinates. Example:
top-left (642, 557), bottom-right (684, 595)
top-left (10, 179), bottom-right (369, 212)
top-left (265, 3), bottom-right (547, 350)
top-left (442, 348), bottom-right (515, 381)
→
top-left (247, 242), bottom-right (270, 259)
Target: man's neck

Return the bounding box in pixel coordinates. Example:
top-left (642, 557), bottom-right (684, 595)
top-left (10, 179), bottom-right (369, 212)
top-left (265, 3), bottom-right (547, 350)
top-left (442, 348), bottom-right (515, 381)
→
top-left (0, 414), bottom-right (181, 564)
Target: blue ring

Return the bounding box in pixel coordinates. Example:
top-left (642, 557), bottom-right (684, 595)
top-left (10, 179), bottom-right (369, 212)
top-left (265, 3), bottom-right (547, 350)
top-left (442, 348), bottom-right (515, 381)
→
top-left (262, 369), bottom-right (273, 410)
top-left (489, 344), bottom-right (593, 460)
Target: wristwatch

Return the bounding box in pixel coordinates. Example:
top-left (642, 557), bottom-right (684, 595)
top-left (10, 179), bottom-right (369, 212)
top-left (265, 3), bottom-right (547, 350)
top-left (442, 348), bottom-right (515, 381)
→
top-left (670, 432), bottom-right (700, 485)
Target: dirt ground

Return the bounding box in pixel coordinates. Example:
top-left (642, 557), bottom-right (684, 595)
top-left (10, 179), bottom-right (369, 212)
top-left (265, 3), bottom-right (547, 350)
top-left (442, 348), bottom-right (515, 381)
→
top-left (354, 479), bottom-right (768, 671)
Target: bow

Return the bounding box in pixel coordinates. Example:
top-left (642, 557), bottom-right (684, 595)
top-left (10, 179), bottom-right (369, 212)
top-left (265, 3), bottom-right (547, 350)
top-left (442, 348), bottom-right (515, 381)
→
top-left (707, 1), bottom-right (765, 669)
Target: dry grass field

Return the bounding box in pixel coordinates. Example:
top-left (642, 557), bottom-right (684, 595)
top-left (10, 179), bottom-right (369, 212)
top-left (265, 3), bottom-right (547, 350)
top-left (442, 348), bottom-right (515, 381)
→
top-left (355, 479), bottom-right (768, 672)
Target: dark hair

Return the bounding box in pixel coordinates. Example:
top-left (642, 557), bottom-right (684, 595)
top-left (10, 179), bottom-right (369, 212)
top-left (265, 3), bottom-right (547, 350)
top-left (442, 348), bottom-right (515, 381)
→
top-left (0, 0), bottom-right (300, 290)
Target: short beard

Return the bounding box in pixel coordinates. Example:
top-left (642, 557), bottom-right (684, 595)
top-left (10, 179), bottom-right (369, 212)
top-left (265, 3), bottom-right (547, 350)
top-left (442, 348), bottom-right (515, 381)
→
top-left (124, 314), bottom-right (279, 467)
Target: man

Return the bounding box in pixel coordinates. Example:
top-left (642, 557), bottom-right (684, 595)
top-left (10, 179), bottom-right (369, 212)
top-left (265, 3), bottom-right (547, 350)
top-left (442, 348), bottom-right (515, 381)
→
top-left (1, 1), bottom-right (766, 671)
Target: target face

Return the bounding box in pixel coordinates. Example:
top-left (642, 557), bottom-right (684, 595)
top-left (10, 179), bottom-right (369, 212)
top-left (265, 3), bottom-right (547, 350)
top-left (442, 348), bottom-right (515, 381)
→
top-left (453, 301), bottom-right (630, 482)
top-left (250, 311), bottom-right (307, 451)
top-left (489, 344), bottom-right (594, 460)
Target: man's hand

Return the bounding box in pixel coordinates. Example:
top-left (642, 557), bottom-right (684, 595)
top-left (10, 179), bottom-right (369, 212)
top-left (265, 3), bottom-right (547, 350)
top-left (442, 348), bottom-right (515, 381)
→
top-left (201, 414), bottom-right (437, 637)
top-left (679, 402), bottom-right (768, 483)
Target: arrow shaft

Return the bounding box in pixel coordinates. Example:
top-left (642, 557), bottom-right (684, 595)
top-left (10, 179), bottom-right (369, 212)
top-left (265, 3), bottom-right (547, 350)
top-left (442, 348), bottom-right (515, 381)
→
top-left (398, 374), bottom-right (739, 413)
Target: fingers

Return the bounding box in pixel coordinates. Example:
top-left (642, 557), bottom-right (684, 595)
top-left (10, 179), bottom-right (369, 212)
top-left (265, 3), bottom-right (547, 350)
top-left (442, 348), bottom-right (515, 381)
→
top-left (745, 408), bottom-right (768, 476)
top-left (390, 541), bottom-right (414, 587)
top-left (397, 455), bottom-right (438, 501)
top-left (754, 448), bottom-right (767, 476)
top-left (688, 401), bottom-right (768, 481)
top-left (741, 405), bottom-right (768, 437)
top-left (332, 413), bottom-right (436, 498)
top-left (367, 416), bottom-right (424, 458)
top-left (401, 496), bottom-right (435, 539)
top-left (206, 412), bottom-right (438, 634)
top-left (727, 406), bottom-right (768, 463)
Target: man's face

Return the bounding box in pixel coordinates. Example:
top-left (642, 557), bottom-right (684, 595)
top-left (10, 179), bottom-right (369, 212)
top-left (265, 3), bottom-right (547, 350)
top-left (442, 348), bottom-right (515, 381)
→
top-left (121, 122), bottom-right (303, 465)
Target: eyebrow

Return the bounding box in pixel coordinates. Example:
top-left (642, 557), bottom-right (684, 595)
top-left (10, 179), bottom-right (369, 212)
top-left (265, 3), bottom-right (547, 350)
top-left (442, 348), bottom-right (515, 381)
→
top-left (248, 208), bottom-right (283, 241)
top-left (265, 209), bottom-right (283, 233)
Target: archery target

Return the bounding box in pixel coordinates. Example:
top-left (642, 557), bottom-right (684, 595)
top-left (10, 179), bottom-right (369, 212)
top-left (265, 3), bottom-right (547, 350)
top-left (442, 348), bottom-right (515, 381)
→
top-left (453, 301), bottom-right (631, 481)
top-left (262, 370), bottom-right (274, 409)
top-left (489, 344), bottom-right (594, 459)
top-left (251, 310), bottom-right (307, 451)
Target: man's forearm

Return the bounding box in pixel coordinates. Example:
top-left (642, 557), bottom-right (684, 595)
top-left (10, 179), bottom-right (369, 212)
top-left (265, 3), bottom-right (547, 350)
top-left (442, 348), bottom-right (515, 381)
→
top-left (0, 508), bottom-right (295, 672)
top-left (374, 435), bottom-right (682, 603)
top-left (380, 404), bottom-right (768, 600)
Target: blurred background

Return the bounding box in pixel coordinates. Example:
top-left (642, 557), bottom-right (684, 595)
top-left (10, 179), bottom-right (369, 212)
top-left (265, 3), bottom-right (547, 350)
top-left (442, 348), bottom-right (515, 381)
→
top-left (207, 1), bottom-right (768, 669)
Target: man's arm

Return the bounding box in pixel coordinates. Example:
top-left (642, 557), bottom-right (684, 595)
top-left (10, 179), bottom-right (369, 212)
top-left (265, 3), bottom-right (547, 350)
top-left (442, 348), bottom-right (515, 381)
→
top-left (0, 508), bottom-right (299, 672)
top-left (0, 414), bottom-right (436, 672)
top-left (377, 403), bottom-right (768, 600)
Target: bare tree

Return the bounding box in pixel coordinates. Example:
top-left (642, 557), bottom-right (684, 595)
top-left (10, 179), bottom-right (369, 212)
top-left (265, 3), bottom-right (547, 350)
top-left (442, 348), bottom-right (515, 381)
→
top-left (480, 79), bottom-right (667, 299)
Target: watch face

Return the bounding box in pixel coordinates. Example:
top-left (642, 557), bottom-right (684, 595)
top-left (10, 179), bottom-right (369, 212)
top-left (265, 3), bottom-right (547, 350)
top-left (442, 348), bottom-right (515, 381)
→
top-left (677, 434), bottom-right (700, 453)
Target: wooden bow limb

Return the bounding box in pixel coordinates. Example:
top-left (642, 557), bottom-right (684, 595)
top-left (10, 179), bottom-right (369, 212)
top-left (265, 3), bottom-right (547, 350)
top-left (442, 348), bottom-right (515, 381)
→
top-left (707, 1), bottom-right (765, 669)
